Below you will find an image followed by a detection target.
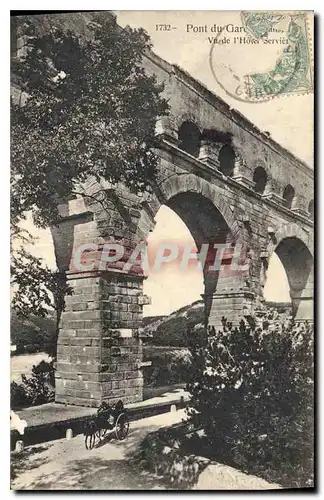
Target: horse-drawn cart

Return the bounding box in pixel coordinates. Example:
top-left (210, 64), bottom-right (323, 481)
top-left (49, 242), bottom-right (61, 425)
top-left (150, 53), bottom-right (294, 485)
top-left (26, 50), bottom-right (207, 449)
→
top-left (84, 400), bottom-right (129, 450)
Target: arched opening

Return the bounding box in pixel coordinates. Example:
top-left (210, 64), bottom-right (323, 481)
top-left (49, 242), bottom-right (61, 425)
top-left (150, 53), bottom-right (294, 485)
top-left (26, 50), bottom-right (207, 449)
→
top-left (276, 237), bottom-right (313, 319)
top-left (308, 199), bottom-right (314, 219)
top-left (282, 184), bottom-right (295, 209)
top-left (263, 253), bottom-right (291, 316)
top-left (218, 144), bottom-right (235, 176)
top-left (253, 166), bottom-right (267, 194)
top-left (264, 237), bottom-right (313, 321)
top-left (178, 121), bottom-right (200, 157)
top-left (143, 205), bottom-right (204, 317)
top-left (143, 192), bottom-right (233, 326)
top-left (142, 192), bottom-right (235, 397)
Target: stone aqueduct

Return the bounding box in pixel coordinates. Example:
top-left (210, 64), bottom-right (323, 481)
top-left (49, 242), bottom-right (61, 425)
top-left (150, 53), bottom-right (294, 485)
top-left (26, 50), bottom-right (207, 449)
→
top-left (50, 49), bottom-right (314, 407)
top-left (12, 15), bottom-right (314, 407)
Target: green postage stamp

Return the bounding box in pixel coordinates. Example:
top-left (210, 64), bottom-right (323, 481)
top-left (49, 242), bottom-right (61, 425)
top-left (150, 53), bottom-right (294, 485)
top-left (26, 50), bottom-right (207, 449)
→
top-left (209, 11), bottom-right (314, 103)
top-left (242, 12), bottom-right (313, 100)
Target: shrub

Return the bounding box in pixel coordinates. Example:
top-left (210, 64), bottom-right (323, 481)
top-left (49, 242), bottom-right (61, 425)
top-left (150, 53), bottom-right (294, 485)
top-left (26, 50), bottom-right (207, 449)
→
top-left (31, 359), bottom-right (55, 387)
top-left (133, 424), bottom-right (209, 489)
top-left (11, 382), bottom-right (29, 409)
top-left (11, 360), bottom-right (55, 409)
top-left (143, 346), bottom-right (191, 387)
top-left (186, 317), bottom-right (314, 488)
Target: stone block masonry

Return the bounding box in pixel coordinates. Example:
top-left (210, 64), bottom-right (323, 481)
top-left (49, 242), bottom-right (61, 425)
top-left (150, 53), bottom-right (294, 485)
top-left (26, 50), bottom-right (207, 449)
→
top-left (36, 12), bottom-right (313, 407)
top-left (55, 272), bottom-right (145, 407)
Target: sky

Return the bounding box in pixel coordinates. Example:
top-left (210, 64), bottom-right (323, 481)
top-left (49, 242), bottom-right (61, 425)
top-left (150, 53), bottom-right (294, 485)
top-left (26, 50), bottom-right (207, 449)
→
top-left (18, 10), bottom-right (313, 317)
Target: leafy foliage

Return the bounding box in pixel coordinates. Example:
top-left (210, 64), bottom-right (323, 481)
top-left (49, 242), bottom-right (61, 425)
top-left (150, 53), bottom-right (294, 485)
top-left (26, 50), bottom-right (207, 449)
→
top-left (11, 259), bottom-right (71, 358)
top-left (133, 425), bottom-right (209, 489)
top-left (11, 248), bottom-right (69, 320)
top-left (11, 13), bottom-right (169, 229)
top-left (11, 310), bottom-right (56, 355)
top-left (31, 359), bottom-right (55, 387)
top-left (11, 269), bottom-right (69, 357)
top-left (11, 360), bottom-right (55, 409)
top-left (11, 13), bottom-right (168, 320)
top-left (143, 346), bottom-right (191, 387)
top-left (186, 317), bottom-right (314, 488)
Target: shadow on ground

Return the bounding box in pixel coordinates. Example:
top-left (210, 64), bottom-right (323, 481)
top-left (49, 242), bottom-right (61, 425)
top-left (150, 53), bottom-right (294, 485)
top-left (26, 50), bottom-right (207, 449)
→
top-left (17, 456), bottom-right (172, 490)
top-left (12, 423), bottom-right (176, 490)
top-left (94, 424), bottom-right (161, 458)
top-left (11, 444), bottom-right (52, 482)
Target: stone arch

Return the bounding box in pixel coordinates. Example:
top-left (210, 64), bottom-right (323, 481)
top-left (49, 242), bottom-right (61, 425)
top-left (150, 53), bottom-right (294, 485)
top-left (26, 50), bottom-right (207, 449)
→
top-left (253, 166), bottom-right (268, 194)
top-left (266, 223), bottom-right (313, 321)
top-left (218, 144), bottom-right (235, 176)
top-left (178, 121), bottom-right (201, 157)
top-left (174, 112), bottom-right (203, 132)
top-left (137, 172), bottom-right (248, 328)
top-left (282, 184), bottom-right (295, 209)
top-left (138, 172), bottom-right (243, 243)
top-left (267, 222), bottom-right (313, 257)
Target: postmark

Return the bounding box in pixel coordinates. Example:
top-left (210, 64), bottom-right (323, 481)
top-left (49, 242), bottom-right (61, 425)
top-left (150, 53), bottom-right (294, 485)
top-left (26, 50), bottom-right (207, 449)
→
top-left (209, 11), bottom-right (313, 103)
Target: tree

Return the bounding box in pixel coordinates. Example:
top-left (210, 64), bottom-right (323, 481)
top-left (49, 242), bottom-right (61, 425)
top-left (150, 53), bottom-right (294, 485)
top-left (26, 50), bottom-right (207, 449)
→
top-left (11, 13), bottom-right (169, 317)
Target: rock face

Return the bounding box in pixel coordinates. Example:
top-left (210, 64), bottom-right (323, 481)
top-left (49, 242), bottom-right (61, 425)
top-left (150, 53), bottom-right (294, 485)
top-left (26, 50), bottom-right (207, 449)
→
top-left (193, 463), bottom-right (281, 490)
top-left (11, 12), bottom-right (314, 407)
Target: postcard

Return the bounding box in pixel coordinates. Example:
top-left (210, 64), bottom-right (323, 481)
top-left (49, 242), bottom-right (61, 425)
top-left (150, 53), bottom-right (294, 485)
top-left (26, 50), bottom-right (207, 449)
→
top-left (10, 10), bottom-right (314, 490)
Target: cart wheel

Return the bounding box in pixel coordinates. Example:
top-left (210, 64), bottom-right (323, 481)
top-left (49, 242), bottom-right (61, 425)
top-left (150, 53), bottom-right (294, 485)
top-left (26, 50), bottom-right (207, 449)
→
top-left (115, 413), bottom-right (129, 440)
top-left (96, 428), bottom-right (103, 439)
top-left (85, 432), bottom-right (96, 450)
top-left (96, 428), bottom-right (108, 439)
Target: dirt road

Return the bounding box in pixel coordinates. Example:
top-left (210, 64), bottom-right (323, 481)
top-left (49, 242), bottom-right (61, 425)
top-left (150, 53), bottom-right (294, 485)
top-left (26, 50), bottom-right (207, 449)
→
top-left (11, 410), bottom-right (185, 490)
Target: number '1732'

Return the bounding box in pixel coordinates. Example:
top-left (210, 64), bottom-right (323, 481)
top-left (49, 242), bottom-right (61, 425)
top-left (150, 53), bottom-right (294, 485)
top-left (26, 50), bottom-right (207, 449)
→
top-left (156, 24), bottom-right (172, 31)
